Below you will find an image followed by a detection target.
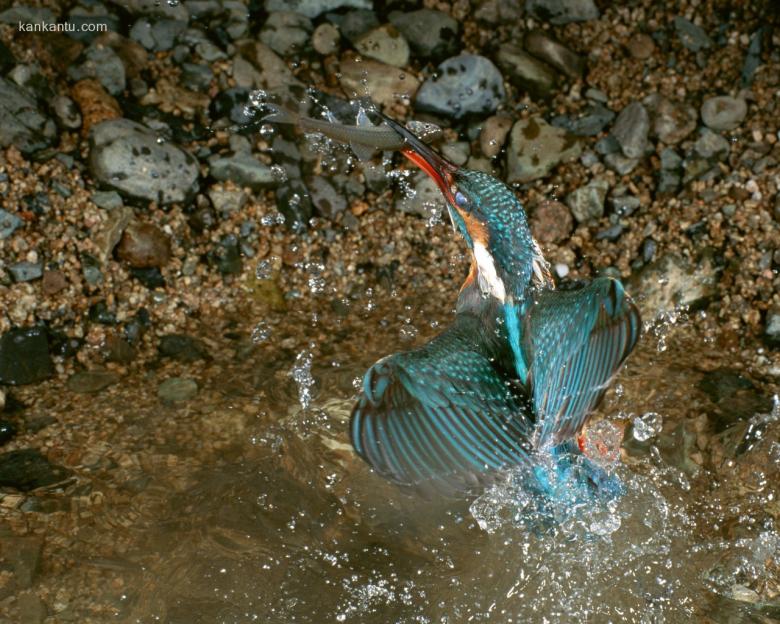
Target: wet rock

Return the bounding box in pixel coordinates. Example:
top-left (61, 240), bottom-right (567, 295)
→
top-left (506, 116), bottom-right (581, 183)
top-left (275, 180), bottom-right (314, 230)
top-left (0, 328), bottom-right (53, 386)
top-left (566, 178), bottom-right (609, 222)
top-left (612, 101), bottom-right (649, 159)
top-left (673, 16), bottom-right (712, 52)
top-left (355, 24), bottom-right (410, 67)
top-left (529, 199), bottom-right (573, 243)
top-left (0, 208), bottom-right (22, 240)
top-left (389, 9), bottom-right (459, 61)
top-left (415, 54), bottom-right (504, 119)
top-left (496, 43), bottom-right (557, 99)
top-left (0, 420), bottom-right (17, 446)
top-left (629, 252), bottom-right (719, 318)
top-left (0, 449), bottom-right (71, 491)
top-left (700, 95), bottom-right (747, 132)
top-left (208, 186), bottom-right (248, 214)
top-left (553, 103), bottom-right (614, 137)
top-left (339, 54), bottom-right (419, 108)
top-left (604, 152), bottom-right (640, 175)
top-left (8, 262), bottom-right (43, 283)
top-left (693, 128), bottom-right (730, 160)
top-left (326, 10), bottom-right (378, 43)
top-left (94, 205), bottom-right (133, 263)
top-left (644, 94), bottom-right (697, 145)
top-left (627, 33), bottom-right (655, 60)
top-left (0, 6), bottom-right (55, 25)
top-left (180, 62), bottom-right (213, 91)
top-left (52, 95), bottom-right (82, 130)
top-left (524, 30), bottom-right (585, 78)
top-left (480, 114), bottom-right (513, 157)
top-left (395, 170), bottom-right (446, 218)
top-left (89, 119), bottom-right (200, 205)
top-left (265, 0), bottom-right (370, 19)
top-left (660, 147), bottom-right (682, 170)
top-left (209, 153), bottom-right (279, 191)
top-left (0, 77), bottom-right (56, 154)
top-left (312, 22), bottom-right (340, 55)
top-left (260, 11), bottom-right (312, 57)
top-left (68, 45), bottom-right (126, 95)
top-left (306, 176), bottom-right (347, 220)
top-left (525, 0), bottom-right (598, 24)
top-left (159, 334), bottom-right (210, 362)
top-left (116, 222), bottom-right (171, 269)
top-left (158, 377), bottom-right (199, 403)
top-left (765, 308), bottom-right (780, 348)
top-left (66, 370), bottom-right (120, 394)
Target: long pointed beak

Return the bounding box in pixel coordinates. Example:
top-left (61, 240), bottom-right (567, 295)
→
top-left (377, 113), bottom-right (458, 198)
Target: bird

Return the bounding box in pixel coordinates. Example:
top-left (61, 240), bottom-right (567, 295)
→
top-left (349, 114), bottom-right (642, 497)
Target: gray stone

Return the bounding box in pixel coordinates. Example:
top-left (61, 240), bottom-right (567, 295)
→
top-left (0, 77), bottom-right (56, 154)
top-left (208, 186), bottom-right (248, 214)
top-left (130, 18), bottom-right (187, 51)
top-left (524, 30), bottom-right (585, 78)
top-left (306, 176), bottom-right (347, 219)
top-left (89, 119), bottom-right (200, 205)
top-left (694, 127), bottom-right (730, 160)
top-left (236, 41), bottom-right (303, 93)
top-left (0, 328), bottom-right (53, 385)
top-left (415, 54), bottom-right (505, 119)
top-left (326, 9), bottom-right (378, 43)
top-left (91, 190), bottom-right (124, 210)
top-left (765, 308), bottom-right (780, 348)
top-left (158, 377), bottom-right (199, 402)
top-left (0, 208), bottom-right (23, 239)
top-left (657, 170), bottom-right (680, 194)
top-left (496, 43), bottom-right (557, 99)
top-left (0, 450), bottom-right (70, 491)
top-left (94, 205), bottom-right (133, 262)
top-left (339, 55), bottom-right (419, 108)
top-left (260, 11), bottom-right (313, 57)
top-left (0, 6), bottom-right (55, 25)
top-left (265, 0), bottom-right (371, 18)
top-left (389, 9), bottom-right (459, 61)
top-left (355, 24), bottom-right (410, 67)
top-left (660, 147), bottom-right (682, 170)
top-left (612, 101), bottom-right (649, 158)
top-left (395, 170), bottom-right (446, 218)
top-left (700, 95), bottom-right (747, 132)
top-left (52, 95), bottom-right (81, 130)
top-left (480, 115), bottom-right (513, 158)
top-left (525, 0), bottom-right (598, 24)
top-left (208, 153), bottom-right (279, 191)
top-left (474, 0), bottom-right (523, 24)
top-left (223, 0), bottom-right (249, 39)
top-left (673, 16), bottom-right (712, 52)
top-left (181, 63), bottom-right (213, 90)
top-left (8, 262), bottom-right (43, 283)
top-left (644, 94), bottom-right (697, 145)
top-left (605, 152), bottom-right (640, 175)
top-left (67, 370), bottom-right (120, 394)
top-left (312, 22), bottom-right (340, 55)
top-left (609, 194), bottom-right (641, 216)
top-left (68, 45), bottom-right (126, 95)
top-left (595, 134), bottom-right (619, 155)
top-left (553, 103), bottom-right (614, 137)
top-left (107, 0), bottom-right (189, 20)
top-left (506, 116), bottom-right (581, 183)
top-left (441, 141), bottom-right (470, 166)
top-left (566, 178), bottom-right (609, 222)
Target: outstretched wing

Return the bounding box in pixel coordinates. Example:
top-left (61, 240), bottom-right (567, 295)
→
top-left (350, 318), bottom-right (533, 494)
top-left (523, 277), bottom-right (641, 446)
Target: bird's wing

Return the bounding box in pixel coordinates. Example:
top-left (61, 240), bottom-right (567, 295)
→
top-left (350, 320), bottom-right (533, 494)
top-left (523, 277), bottom-right (641, 446)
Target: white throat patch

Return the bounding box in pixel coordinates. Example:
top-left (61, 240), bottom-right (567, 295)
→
top-left (473, 242), bottom-right (506, 302)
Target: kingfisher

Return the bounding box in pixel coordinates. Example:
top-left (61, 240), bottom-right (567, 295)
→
top-left (349, 115), bottom-right (641, 496)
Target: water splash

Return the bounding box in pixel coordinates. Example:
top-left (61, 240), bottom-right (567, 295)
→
top-left (251, 321), bottom-right (271, 343)
top-left (633, 412), bottom-right (664, 442)
top-left (291, 350), bottom-right (315, 410)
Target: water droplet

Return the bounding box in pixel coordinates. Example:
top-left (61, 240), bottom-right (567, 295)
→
top-left (633, 412), bottom-right (663, 442)
top-left (255, 259), bottom-right (273, 280)
top-left (291, 350), bottom-right (315, 410)
top-left (251, 321), bottom-right (271, 343)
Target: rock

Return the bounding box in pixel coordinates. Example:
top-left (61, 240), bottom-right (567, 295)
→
top-left (159, 334), bottom-right (209, 362)
top-left (326, 10), bottom-right (378, 43)
top-left (604, 152), bottom-right (640, 175)
top-left (612, 102), bottom-right (649, 159)
top-left (260, 11), bottom-right (312, 56)
top-left (644, 94), bottom-right (697, 145)
top-left (0, 449), bottom-right (71, 491)
top-left (524, 30), bottom-right (585, 78)
top-left (52, 95), bottom-right (82, 130)
top-left (116, 222), bottom-right (171, 268)
top-left (265, 0), bottom-right (370, 18)
top-left (275, 180), bottom-right (314, 229)
top-left (389, 9), bottom-right (459, 61)
top-left (553, 103), bottom-right (614, 136)
top-left (0, 536), bottom-right (43, 595)
top-left (106, 0), bottom-right (189, 20)
top-left (0, 328), bottom-right (53, 386)
top-left (693, 127), bottom-right (730, 160)
top-left (66, 370), bottom-right (120, 393)
top-left (609, 194), bottom-right (641, 216)
top-left (8, 262), bottom-right (43, 283)
top-left (236, 41), bottom-right (301, 92)
top-left (673, 16), bottom-right (712, 52)
top-left (698, 368), bottom-right (773, 431)
top-left (68, 45), bottom-right (126, 95)
top-left (566, 178), bottom-right (609, 222)
top-left (305, 176), bottom-right (347, 219)
top-left (89, 119), bottom-right (200, 205)
top-left (94, 205), bottom-right (133, 263)
top-left (209, 153), bottom-right (279, 191)
top-left (0, 420), bottom-right (17, 446)
top-left (629, 252), bottom-right (719, 318)
top-left (660, 147), bottom-right (682, 170)
top-left (180, 62), bottom-right (214, 90)
top-left (480, 115), bottom-right (513, 157)
top-left (339, 54), bottom-right (420, 107)
top-left (210, 87), bottom-right (257, 125)
top-left (742, 28), bottom-right (764, 87)
top-left (415, 54), bottom-right (504, 119)
top-left (158, 377), bottom-right (199, 403)
top-left (627, 33), bottom-right (655, 59)
top-left (0, 77), bottom-right (56, 154)
top-left (657, 170), bottom-right (680, 195)
top-left (130, 18), bottom-right (187, 51)
top-left (208, 186), bottom-right (248, 214)
top-left (441, 141), bottom-right (470, 166)
top-left (395, 170), bottom-right (446, 218)
top-left (312, 22), bottom-right (340, 55)
top-left (0, 40), bottom-right (15, 73)
top-left (496, 43), bottom-right (557, 99)
top-left (529, 199), bottom-right (573, 243)
top-left (765, 308), bottom-right (780, 348)
top-left (354, 24), bottom-right (410, 67)
top-left (506, 116), bottom-right (581, 183)
top-left (71, 78), bottom-right (122, 137)
top-left (0, 208), bottom-right (23, 239)
top-left (525, 0), bottom-right (598, 24)
top-left (0, 6), bottom-right (55, 25)
top-left (700, 95), bottom-right (747, 132)
top-left (474, 0), bottom-right (524, 23)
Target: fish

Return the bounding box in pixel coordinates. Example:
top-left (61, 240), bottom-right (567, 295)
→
top-left (261, 103), bottom-right (442, 161)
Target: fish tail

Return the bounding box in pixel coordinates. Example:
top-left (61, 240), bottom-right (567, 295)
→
top-left (261, 104), bottom-right (299, 125)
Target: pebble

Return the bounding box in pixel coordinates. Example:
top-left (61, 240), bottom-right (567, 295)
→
top-left (765, 309), bottom-right (780, 348)
top-left (524, 30), bottom-right (585, 78)
top-left (388, 9), bottom-right (459, 61)
top-left (0, 449), bottom-right (71, 491)
top-left (0, 328), bottom-right (53, 386)
top-left (305, 176), bottom-right (347, 219)
top-left (611, 101), bottom-right (649, 159)
top-left (415, 54), bottom-right (505, 119)
top-left (0, 419), bottom-right (17, 445)
top-left (91, 190), bottom-right (124, 210)
top-left (0, 208), bottom-right (23, 239)
top-left (116, 222), bottom-right (172, 268)
top-left (326, 10), bottom-right (378, 43)
top-left (440, 142), bottom-right (470, 166)
top-left (506, 116), bottom-right (582, 183)
top-left (700, 95), bottom-right (747, 131)
top-left (159, 334), bottom-right (210, 362)
top-left (660, 147), bottom-right (682, 170)
top-left (529, 199), bottom-right (573, 243)
top-left (66, 370), bottom-right (120, 394)
top-left (180, 63), bottom-right (214, 91)
top-left (553, 103), bottom-right (614, 136)
top-left (496, 43), bottom-right (557, 99)
top-left (479, 115), bottom-right (513, 158)
top-left (67, 44), bottom-right (126, 95)
top-left (235, 41), bottom-right (301, 93)
top-left (566, 178), bottom-right (609, 222)
top-left (693, 127), bottom-right (730, 160)
top-left (158, 377), bottom-right (199, 403)
top-left (0, 77), bottom-right (56, 154)
top-left (354, 24), bottom-right (410, 67)
top-left (52, 95), bottom-right (82, 130)
top-left (260, 11), bottom-right (313, 57)
top-left (89, 119), bottom-right (200, 205)
top-left (130, 18), bottom-right (187, 51)
top-left (208, 186), bottom-right (248, 214)
top-left (627, 33), bottom-right (655, 60)
top-left (525, 0), bottom-right (599, 24)
top-left (395, 171), bottom-right (446, 218)
top-left (8, 262), bottom-right (43, 283)
top-left (208, 153), bottom-right (280, 191)
top-left (673, 16), bottom-right (712, 52)
top-left (94, 205), bottom-right (133, 263)
top-left (312, 22), bottom-right (340, 55)
top-left (71, 78), bottom-right (122, 137)
top-left (604, 152), bottom-right (640, 175)
top-left (644, 94), bottom-right (697, 145)
top-left (339, 55), bottom-right (420, 107)
top-left (265, 0), bottom-right (371, 19)
top-left (609, 195), bottom-right (641, 216)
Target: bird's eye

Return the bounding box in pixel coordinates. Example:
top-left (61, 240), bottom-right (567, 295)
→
top-left (454, 191), bottom-right (468, 207)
